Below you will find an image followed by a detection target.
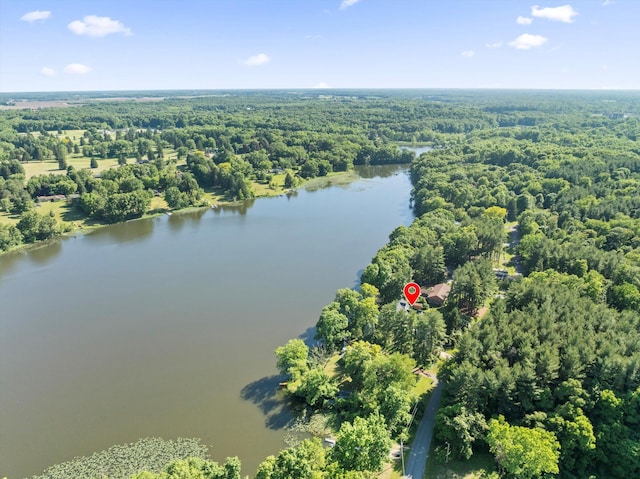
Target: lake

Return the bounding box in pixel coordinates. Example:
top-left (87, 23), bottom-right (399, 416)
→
top-left (0, 165), bottom-right (414, 478)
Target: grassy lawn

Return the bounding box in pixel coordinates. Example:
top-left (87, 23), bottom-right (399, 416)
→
top-left (0, 211), bottom-right (18, 226)
top-left (322, 353), bottom-right (342, 378)
top-left (22, 157), bottom-right (120, 179)
top-left (424, 451), bottom-right (497, 479)
top-left (147, 196), bottom-right (169, 215)
top-left (252, 173), bottom-right (286, 197)
top-left (52, 129), bottom-right (86, 140)
top-left (413, 375), bottom-right (434, 397)
top-left (302, 171), bottom-right (360, 191)
top-left (36, 200), bottom-right (89, 225)
top-left (1, 200), bottom-right (89, 227)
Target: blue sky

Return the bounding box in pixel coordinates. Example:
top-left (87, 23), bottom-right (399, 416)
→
top-left (0, 0), bottom-right (638, 92)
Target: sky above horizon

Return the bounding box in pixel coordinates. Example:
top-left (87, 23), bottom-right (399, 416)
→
top-left (0, 0), bottom-right (638, 92)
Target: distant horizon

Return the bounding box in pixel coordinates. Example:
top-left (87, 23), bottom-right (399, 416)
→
top-left (2, 87), bottom-right (640, 95)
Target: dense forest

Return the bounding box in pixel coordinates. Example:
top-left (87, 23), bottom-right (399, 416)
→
top-left (0, 92), bottom-right (421, 253)
top-left (270, 91), bottom-right (640, 478)
top-left (2, 90), bottom-right (640, 478)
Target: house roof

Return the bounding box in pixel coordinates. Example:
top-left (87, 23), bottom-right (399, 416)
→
top-left (427, 283), bottom-right (451, 300)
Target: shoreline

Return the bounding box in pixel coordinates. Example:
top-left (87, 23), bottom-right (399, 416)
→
top-left (0, 170), bottom-right (364, 258)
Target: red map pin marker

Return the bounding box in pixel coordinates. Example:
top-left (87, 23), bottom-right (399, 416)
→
top-left (403, 282), bottom-right (421, 306)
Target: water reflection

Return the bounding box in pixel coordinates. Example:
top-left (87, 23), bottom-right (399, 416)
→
top-left (84, 218), bottom-right (155, 245)
top-left (0, 250), bottom-right (28, 281)
top-left (26, 238), bottom-right (63, 265)
top-left (354, 164), bottom-right (409, 179)
top-left (167, 208), bottom-right (208, 232)
top-left (212, 198), bottom-right (256, 215)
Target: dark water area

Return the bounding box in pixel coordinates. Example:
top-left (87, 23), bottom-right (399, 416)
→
top-left (0, 165), bottom-right (414, 478)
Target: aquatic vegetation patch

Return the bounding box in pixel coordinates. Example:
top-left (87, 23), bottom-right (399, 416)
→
top-left (30, 437), bottom-right (209, 479)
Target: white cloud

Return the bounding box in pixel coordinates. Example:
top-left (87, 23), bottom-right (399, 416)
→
top-left (21, 10), bottom-right (51, 22)
top-left (602, 0), bottom-right (614, 5)
top-left (340, 0), bottom-right (361, 10)
top-left (68, 16), bottom-right (132, 37)
top-left (242, 53), bottom-right (271, 66)
top-left (509, 33), bottom-right (548, 49)
top-left (63, 63), bottom-right (92, 75)
top-left (517, 16), bottom-right (533, 25)
top-left (461, 50), bottom-right (475, 58)
top-left (531, 5), bottom-right (578, 23)
top-left (485, 42), bottom-right (503, 49)
top-left (313, 82), bottom-right (330, 88)
top-left (41, 67), bottom-right (56, 77)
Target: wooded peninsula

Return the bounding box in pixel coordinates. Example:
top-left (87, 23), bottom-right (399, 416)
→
top-left (1, 90), bottom-right (639, 479)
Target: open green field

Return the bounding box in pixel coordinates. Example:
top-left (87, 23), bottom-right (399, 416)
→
top-left (303, 170), bottom-right (360, 191)
top-left (52, 129), bottom-right (86, 140)
top-left (0, 211), bottom-right (18, 226)
top-left (22, 157), bottom-right (121, 179)
top-left (252, 173), bottom-right (287, 197)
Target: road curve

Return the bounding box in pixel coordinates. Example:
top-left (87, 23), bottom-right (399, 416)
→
top-left (404, 380), bottom-right (445, 479)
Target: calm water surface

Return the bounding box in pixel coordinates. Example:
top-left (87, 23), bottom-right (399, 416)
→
top-left (400, 145), bottom-right (432, 157)
top-left (0, 165), bottom-right (413, 478)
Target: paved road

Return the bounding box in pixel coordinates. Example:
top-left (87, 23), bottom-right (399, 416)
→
top-left (404, 380), bottom-right (445, 479)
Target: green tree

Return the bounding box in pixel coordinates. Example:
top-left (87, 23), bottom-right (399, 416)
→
top-left (483, 206), bottom-right (507, 221)
top-left (256, 439), bottom-right (326, 479)
top-left (315, 303), bottom-right (349, 351)
top-left (547, 404), bottom-right (596, 477)
top-left (0, 223), bottom-right (22, 251)
top-left (434, 404), bottom-right (488, 460)
top-left (78, 192), bottom-right (106, 219)
top-left (449, 258), bottom-right (495, 315)
top-left (298, 367), bottom-right (338, 407)
top-left (487, 416), bottom-right (560, 479)
top-left (332, 414), bottom-right (392, 472)
top-left (165, 186), bottom-right (191, 209)
top-left (442, 225), bottom-right (478, 267)
top-left (16, 210), bottom-right (59, 243)
top-left (413, 309), bottom-right (447, 366)
top-left (414, 245), bottom-right (446, 286)
top-left (102, 190), bottom-right (152, 223)
top-left (283, 172), bottom-right (295, 188)
top-left (132, 456), bottom-right (241, 479)
top-left (275, 339), bottom-right (309, 394)
top-left (609, 283), bottom-right (640, 311)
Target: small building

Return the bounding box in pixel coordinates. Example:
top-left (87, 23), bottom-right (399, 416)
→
top-left (494, 269), bottom-right (508, 280)
top-left (424, 283), bottom-right (451, 307)
top-left (36, 194), bottom-right (66, 202)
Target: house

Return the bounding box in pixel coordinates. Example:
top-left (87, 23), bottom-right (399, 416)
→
top-left (36, 194), bottom-right (66, 202)
top-left (424, 283), bottom-right (451, 307)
